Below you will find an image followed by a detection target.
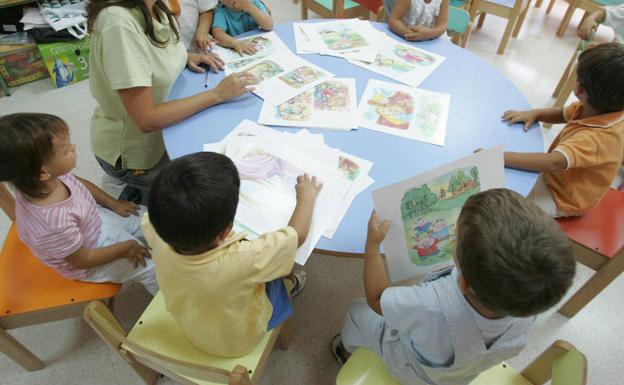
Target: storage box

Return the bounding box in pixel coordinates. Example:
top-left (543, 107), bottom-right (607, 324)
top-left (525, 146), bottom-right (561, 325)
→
top-left (0, 43), bottom-right (49, 87)
top-left (38, 36), bottom-right (90, 88)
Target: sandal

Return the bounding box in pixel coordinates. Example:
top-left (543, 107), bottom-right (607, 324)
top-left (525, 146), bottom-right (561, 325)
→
top-left (289, 269), bottom-right (307, 297)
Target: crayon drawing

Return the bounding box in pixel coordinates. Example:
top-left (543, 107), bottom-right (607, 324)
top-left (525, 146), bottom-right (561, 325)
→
top-left (401, 167), bottom-right (480, 266)
top-left (364, 87), bottom-right (414, 129)
top-left (415, 99), bottom-right (445, 138)
top-left (240, 35), bottom-right (273, 54)
top-left (245, 60), bottom-right (284, 81)
top-left (393, 46), bottom-right (436, 66)
top-left (279, 66), bottom-right (325, 88)
top-left (319, 27), bottom-right (368, 51)
top-left (276, 91), bottom-right (313, 121)
top-left (314, 80), bottom-right (349, 111)
top-left (228, 57), bottom-right (261, 71)
top-left (338, 156), bottom-right (361, 181)
top-left (374, 54), bottom-right (415, 73)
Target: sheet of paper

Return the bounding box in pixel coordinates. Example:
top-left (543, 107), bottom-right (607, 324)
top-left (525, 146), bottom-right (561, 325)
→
top-left (300, 20), bottom-right (385, 54)
top-left (293, 23), bottom-right (316, 54)
top-left (348, 37), bottom-right (446, 87)
top-left (212, 31), bottom-right (290, 74)
top-left (257, 78), bottom-right (357, 130)
top-left (358, 79), bottom-right (450, 146)
top-left (372, 146), bottom-right (505, 283)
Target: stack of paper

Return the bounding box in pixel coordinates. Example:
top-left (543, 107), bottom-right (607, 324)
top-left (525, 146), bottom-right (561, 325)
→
top-left (203, 120), bottom-right (375, 265)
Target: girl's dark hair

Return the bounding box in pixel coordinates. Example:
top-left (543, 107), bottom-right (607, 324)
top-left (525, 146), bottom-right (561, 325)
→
top-left (0, 113), bottom-right (69, 198)
top-left (87, 0), bottom-right (179, 47)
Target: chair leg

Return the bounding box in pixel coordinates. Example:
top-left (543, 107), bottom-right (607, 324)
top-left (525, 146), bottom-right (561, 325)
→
top-left (556, 0), bottom-right (580, 37)
top-left (559, 250), bottom-right (624, 318)
top-left (0, 327), bottom-right (44, 371)
top-left (277, 317), bottom-right (294, 350)
top-left (553, 50), bottom-right (578, 97)
top-left (461, 22), bottom-right (473, 48)
top-left (301, 0), bottom-right (308, 20)
top-left (497, 8), bottom-right (520, 54)
top-left (0, 76), bottom-right (10, 97)
top-left (546, 0), bottom-right (556, 13)
top-left (535, 0), bottom-right (542, 7)
top-left (512, 0), bottom-right (531, 37)
top-left (543, 68), bottom-right (576, 128)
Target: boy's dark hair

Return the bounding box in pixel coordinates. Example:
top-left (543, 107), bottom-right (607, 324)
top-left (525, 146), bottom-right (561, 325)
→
top-left (148, 152), bottom-right (240, 253)
top-left (577, 42), bottom-right (624, 113)
top-left (0, 113), bottom-right (69, 198)
top-left (456, 189), bottom-right (575, 317)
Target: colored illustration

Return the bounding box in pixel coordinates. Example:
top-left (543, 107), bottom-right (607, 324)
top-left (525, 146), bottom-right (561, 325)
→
top-left (276, 91), bottom-right (313, 121)
top-left (245, 60), bottom-right (284, 81)
top-left (415, 99), bottom-right (445, 139)
top-left (319, 27), bottom-right (368, 51)
top-left (228, 57), bottom-right (262, 71)
top-left (314, 80), bottom-right (349, 111)
top-left (338, 156), bottom-right (361, 181)
top-left (393, 46), bottom-right (436, 66)
top-left (279, 66), bottom-right (324, 88)
top-left (240, 35), bottom-right (273, 53)
top-left (51, 58), bottom-right (76, 88)
top-left (400, 166), bottom-right (481, 266)
top-left (364, 88), bottom-right (414, 129)
top-left (374, 54), bottom-right (415, 73)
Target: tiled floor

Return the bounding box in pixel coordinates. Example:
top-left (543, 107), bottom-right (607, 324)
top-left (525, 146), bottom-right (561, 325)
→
top-left (1, 1), bottom-right (622, 384)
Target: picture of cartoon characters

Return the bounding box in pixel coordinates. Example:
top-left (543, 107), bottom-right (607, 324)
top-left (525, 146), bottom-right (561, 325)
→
top-left (314, 80), bottom-right (349, 111)
top-left (338, 156), bottom-right (361, 181)
top-left (228, 57), bottom-right (261, 71)
top-left (276, 91), bottom-right (313, 121)
top-left (393, 46), bottom-right (436, 66)
top-left (52, 58), bottom-right (76, 88)
top-left (365, 88), bottom-right (414, 129)
top-left (319, 27), bottom-right (368, 51)
top-left (401, 166), bottom-right (480, 265)
top-left (374, 54), bottom-right (415, 73)
top-left (245, 60), bottom-right (284, 81)
top-left (279, 66), bottom-right (324, 89)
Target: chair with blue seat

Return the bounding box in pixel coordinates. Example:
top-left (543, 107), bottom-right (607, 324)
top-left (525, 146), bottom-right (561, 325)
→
top-left (301, 0), bottom-right (370, 20)
top-left (83, 291), bottom-right (294, 385)
top-left (336, 340), bottom-right (587, 385)
top-left (449, 6), bottom-right (474, 47)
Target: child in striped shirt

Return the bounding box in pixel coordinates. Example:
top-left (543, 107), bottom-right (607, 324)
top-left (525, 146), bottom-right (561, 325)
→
top-left (0, 113), bottom-right (157, 294)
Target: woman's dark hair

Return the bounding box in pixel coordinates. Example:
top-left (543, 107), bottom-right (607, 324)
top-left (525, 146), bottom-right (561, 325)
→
top-left (87, 0), bottom-right (180, 47)
top-left (0, 113), bottom-right (69, 198)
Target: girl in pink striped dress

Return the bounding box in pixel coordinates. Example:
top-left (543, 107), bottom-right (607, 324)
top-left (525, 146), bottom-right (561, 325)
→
top-left (0, 113), bottom-right (157, 294)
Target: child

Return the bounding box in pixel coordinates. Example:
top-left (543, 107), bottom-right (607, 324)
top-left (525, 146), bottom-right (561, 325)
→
top-left (0, 113), bottom-right (158, 294)
top-left (178, 0), bottom-right (218, 53)
top-left (502, 43), bottom-right (624, 217)
top-left (211, 0), bottom-right (272, 55)
top-left (142, 152), bottom-right (321, 357)
top-left (579, 4), bottom-right (624, 43)
top-left (386, 0), bottom-right (450, 41)
top-left (332, 189), bottom-right (575, 385)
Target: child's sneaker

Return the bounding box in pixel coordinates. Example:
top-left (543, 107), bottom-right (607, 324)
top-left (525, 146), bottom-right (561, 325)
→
top-left (289, 269), bottom-right (307, 297)
top-left (331, 334), bottom-right (349, 365)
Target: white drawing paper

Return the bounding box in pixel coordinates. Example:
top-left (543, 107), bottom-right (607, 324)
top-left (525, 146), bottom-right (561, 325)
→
top-left (300, 19), bottom-right (385, 54)
top-left (372, 146), bottom-right (505, 283)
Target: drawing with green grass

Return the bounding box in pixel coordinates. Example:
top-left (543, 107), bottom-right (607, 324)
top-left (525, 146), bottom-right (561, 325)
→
top-left (401, 166), bottom-right (480, 266)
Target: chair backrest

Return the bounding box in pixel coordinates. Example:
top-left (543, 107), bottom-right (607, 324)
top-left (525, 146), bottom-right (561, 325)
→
top-left (448, 6), bottom-right (470, 33)
top-left (83, 301), bottom-right (248, 385)
top-left (551, 345), bottom-right (587, 385)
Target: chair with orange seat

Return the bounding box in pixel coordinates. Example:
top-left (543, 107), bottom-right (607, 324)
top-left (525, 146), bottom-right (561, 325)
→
top-left (556, 188), bottom-right (624, 317)
top-left (0, 183), bottom-right (121, 371)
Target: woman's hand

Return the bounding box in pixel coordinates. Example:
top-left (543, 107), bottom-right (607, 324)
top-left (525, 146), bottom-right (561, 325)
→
top-left (214, 72), bottom-right (259, 102)
top-left (187, 52), bottom-right (224, 73)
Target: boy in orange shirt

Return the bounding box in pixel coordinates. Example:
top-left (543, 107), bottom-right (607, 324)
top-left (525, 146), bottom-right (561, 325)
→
top-left (502, 43), bottom-right (624, 217)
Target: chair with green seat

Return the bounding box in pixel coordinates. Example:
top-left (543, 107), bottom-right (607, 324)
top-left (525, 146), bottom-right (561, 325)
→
top-left (336, 340), bottom-right (587, 385)
top-left (301, 0), bottom-right (370, 20)
top-left (83, 291), bottom-right (294, 385)
top-left (449, 6), bottom-right (474, 47)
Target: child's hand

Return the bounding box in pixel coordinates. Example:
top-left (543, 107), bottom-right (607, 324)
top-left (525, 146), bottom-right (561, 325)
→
top-left (366, 211), bottom-right (391, 246)
top-left (578, 17), bottom-right (598, 41)
top-left (233, 0), bottom-right (253, 11)
top-left (501, 109), bottom-right (539, 131)
top-left (233, 41), bottom-right (258, 56)
top-left (194, 32), bottom-right (217, 54)
top-left (126, 241), bottom-right (151, 268)
top-left (111, 200), bottom-right (140, 217)
top-left (295, 174), bottom-right (323, 204)
top-left (405, 25), bottom-right (431, 41)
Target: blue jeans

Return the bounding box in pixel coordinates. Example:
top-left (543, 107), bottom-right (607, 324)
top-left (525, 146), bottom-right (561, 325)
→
top-left (266, 278), bottom-right (293, 330)
top-left (96, 156), bottom-right (168, 205)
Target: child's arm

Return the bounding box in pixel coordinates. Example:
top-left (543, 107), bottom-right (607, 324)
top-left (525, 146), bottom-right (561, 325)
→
top-left (502, 107), bottom-right (566, 131)
top-left (287, 174), bottom-right (322, 247)
top-left (504, 151), bottom-right (568, 172)
top-left (388, 0), bottom-right (416, 39)
top-left (194, 10), bottom-right (216, 54)
top-left (406, 0), bottom-right (450, 40)
top-left (239, 0), bottom-right (273, 31)
top-left (579, 7), bottom-right (605, 40)
top-left (364, 211), bottom-right (391, 315)
top-left (66, 240), bottom-right (150, 269)
top-left (0, 182), bottom-right (15, 220)
top-left (75, 176), bottom-right (140, 217)
top-left (212, 27), bottom-right (257, 55)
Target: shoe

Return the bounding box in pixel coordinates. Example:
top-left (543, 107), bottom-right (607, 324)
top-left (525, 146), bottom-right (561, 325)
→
top-left (331, 334), bottom-right (349, 365)
top-left (289, 269), bottom-right (307, 298)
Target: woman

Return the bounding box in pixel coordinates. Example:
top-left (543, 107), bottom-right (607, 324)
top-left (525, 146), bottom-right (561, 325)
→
top-left (87, 0), bottom-right (257, 204)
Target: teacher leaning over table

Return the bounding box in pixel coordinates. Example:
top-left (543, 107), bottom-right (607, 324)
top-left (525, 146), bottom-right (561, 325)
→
top-left (87, 0), bottom-right (258, 204)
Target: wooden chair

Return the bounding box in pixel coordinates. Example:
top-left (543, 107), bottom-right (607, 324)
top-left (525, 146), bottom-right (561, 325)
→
top-left (554, 0), bottom-right (602, 37)
top-left (83, 292), bottom-right (293, 384)
top-left (449, 6), bottom-right (474, 47)
top-left (469, 0), bottom-right (532, 54)
top-left (301, 0), bottom-right (370, 20)
top-left (336, 340), bottom-right (587, 385)
top-left (556, 189), bottom-right (624, 318)
top-left (0, 184), bottom-right (120, 371)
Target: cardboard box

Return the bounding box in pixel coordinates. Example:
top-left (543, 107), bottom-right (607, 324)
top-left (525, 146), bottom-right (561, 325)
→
top-left (38, 37), bottom-right (90, 88)
top-left (0, 43), bottom-right (49, 87)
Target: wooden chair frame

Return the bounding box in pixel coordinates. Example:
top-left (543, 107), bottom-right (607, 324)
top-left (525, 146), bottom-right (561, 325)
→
top-left (555, 0), bottom-right (599, 37)
top-left (520, 340), bottom-right (587, 384)
top-left (83, 300), bottom-right (293, 385)
top-left (301, 0), bottom-right (370, 20)
top-left (469, 0), bottom-right (531, 54)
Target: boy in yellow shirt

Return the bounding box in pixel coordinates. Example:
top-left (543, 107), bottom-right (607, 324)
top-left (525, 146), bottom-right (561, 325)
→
top-left (502, 43), bottom-right (624, 216)
top-left (142, 152), bottom-right (321, 357)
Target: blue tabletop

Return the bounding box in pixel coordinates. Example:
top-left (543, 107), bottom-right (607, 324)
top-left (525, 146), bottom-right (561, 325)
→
top-left (163, 21), bottom-right (542, 255)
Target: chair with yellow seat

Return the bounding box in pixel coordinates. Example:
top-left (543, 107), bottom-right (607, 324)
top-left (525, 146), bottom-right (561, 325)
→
top-left (336, 340), bottom-right (586, 385)
top-left (83, 291), bottom-right (294, 385)
top-left (301, 0), bottom-right (371, 20)
top-left (0, 183), bottom-right (121, 371)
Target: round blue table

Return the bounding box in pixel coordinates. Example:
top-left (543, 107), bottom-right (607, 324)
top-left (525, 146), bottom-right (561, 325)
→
top-left (164, 21), bottom-right (542, 256)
